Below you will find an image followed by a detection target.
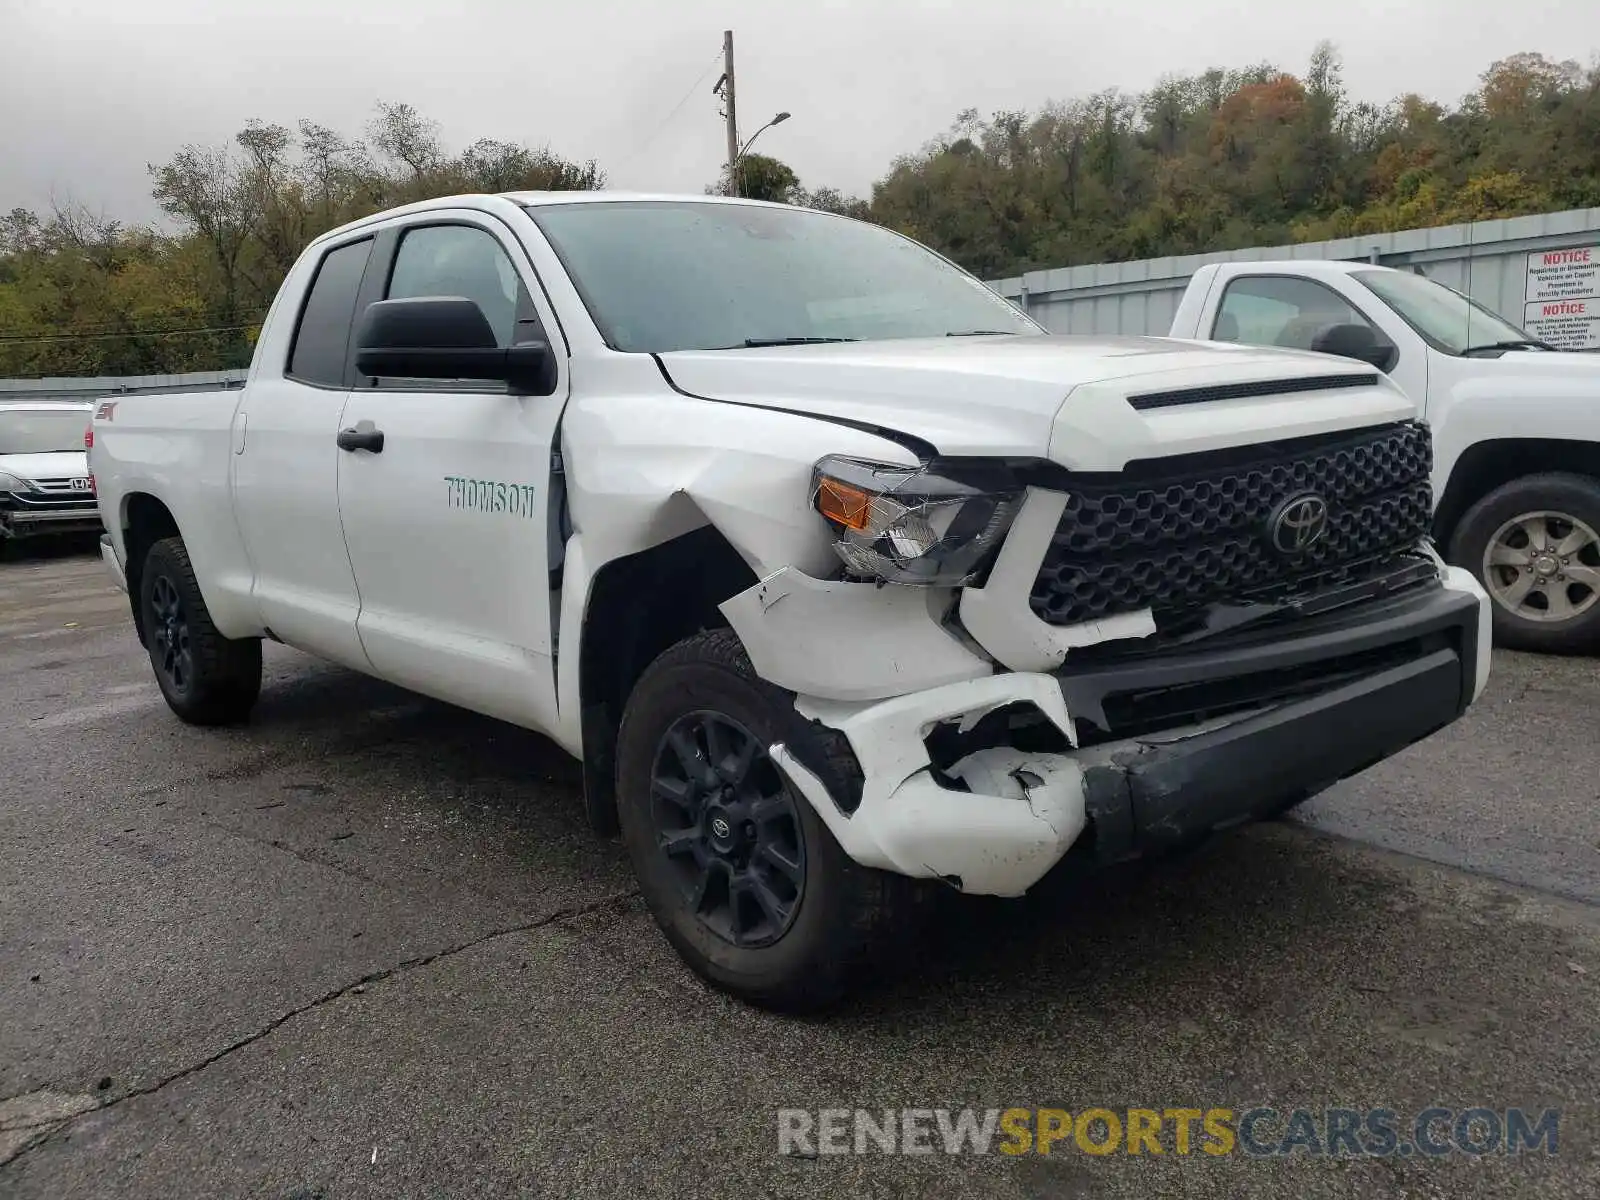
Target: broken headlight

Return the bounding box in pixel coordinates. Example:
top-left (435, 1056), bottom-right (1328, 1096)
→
top-left (811, 455), bottom-right (1022, 586)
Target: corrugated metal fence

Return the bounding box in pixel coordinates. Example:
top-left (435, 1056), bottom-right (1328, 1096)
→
top-left (0, 370), bottom-right (247, 403)
top-left (987, 207), bottom-right (1600, 339)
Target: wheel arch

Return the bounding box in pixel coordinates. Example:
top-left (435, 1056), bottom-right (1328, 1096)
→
top-left (1434, 439), bottom-right (1600, 546)
top-left (120, 492), bottom-right (182, 645)
top-left (576, 523), bottom-right (762, 835)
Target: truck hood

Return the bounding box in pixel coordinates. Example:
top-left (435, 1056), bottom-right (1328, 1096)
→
top-left (656, 334), bottom-right (1419, 469)
top-left (1480, 349), bottom-right (1600, 377)
top-left (0, 450), bottom-right (88, 483)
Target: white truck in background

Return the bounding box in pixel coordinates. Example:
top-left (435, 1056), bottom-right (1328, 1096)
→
top-left (1168, 261), bottom-right (1600, 653)
top-left (90, 193), bottom-right (1490, 1008)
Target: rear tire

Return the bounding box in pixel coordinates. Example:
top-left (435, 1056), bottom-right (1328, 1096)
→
top-left (139, 536), bottom-right (262, 725)
top-left (615, 628), bottom-right (924, 1011)
top-left (1447, 472), bottom-right (1600, 655)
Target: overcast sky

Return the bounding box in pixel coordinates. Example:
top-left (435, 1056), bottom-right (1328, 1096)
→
top-left (4, 0), bottom-right (1600, 225)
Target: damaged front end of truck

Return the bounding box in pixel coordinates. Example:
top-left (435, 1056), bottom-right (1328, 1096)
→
top-left (719, 421), bottom-right (1491, 898)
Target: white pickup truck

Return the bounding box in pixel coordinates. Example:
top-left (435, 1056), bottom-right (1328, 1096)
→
top-left (1169, 260), bottom-right (1600, 653)
top-left (91, 193), bottom-right (1490, 1007)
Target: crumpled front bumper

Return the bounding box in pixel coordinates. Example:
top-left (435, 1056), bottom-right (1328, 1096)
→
top-left (776, 674), bottom-right (1090, 897)
top-left (770, 567), bottom-right (1490, 898)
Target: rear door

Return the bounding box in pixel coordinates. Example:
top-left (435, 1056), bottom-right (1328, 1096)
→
top-left (334, 211), bottom-right (569, 733)
top-left (232, 234), bottom-right (375, 668)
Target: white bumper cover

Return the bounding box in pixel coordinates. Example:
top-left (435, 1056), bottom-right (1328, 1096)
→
top-left (761, 566), bottom-right (1491, 899)
top-left (775, 674), bottom-right (1087, 897)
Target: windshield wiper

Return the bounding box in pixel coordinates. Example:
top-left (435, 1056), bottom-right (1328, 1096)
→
top-left (741, 336), bottom-right (859, 347)
top-left (1461, 339), bottom-right (1554, 355)
top-left (946, 329), bottom-right (1019, 337)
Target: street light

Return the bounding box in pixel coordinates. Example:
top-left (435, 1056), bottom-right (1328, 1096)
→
top-left (739, 111), bottom-right (790, 160)
top-left (733, 111), bottom-right (791, 198)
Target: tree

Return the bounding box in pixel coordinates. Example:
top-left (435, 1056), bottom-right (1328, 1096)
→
top-left (793, 186), bottom-right (869, 219)
top-left (367, 101), bottom-right (442, 181)
top-left (9, 50), bottom-right (1600, 377)
top-left (2, 102), bottom-right (605, 373)
top-left (454, 139), bottom-right (604, 192)
top-left (721, 153), bottom-right (800, 202)
top-left (148, 143), bottom-right (260, 361)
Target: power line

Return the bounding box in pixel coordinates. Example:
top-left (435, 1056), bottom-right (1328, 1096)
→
top-left (0, 311), bottom-right (268, 341)
top-left (0, 323), bottom-right (260, 345)
top-left (615, 47), bottom-right (726, 171)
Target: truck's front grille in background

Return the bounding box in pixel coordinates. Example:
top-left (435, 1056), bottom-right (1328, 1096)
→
top-left (1028, 421), bottom-right (1433, 627)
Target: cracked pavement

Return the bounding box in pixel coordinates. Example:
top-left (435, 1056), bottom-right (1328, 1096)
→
top-left (2, 543), bottom-right (1598, 1198)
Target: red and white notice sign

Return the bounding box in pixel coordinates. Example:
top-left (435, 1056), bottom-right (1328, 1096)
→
top-left (1523, 245), bottom-right (1600, 350)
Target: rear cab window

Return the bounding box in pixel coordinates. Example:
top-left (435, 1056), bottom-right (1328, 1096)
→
top-left (286, 237), bottom-right (375, 387)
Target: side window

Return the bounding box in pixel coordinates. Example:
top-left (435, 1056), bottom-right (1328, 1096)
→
top-left (1213, 276), bottom-right (1377, 353)
top-left (287, 238), bottom-right (374, 386)
top-left (386, 224), bottom-right (531, 348)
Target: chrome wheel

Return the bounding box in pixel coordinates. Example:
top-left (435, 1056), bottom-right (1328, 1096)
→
top-left (1482, 510), bottom-right (1600, 624)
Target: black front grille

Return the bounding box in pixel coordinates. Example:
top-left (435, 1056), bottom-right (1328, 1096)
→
top-left (1029, 421), bottom-right (1433, 626)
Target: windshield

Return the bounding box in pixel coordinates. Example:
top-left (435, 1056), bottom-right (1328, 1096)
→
top-left (1352, 269), bottom-right (1537, 355)
top-left (526, 201), bottom-right (1039, 352)
top-left (0, 406), bottom-right (90, 455)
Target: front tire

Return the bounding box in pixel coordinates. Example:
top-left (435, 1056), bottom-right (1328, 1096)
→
top-left (1448, 472), bottom-right (1600, 655)
top-left (139, 536), bottom-right (262, 725)
top-left (615, 628), bottom-right (921, 1010)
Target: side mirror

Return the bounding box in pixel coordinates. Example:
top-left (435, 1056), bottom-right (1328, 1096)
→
top-left (1311, 322), bottom-right (1399, 373)
top-left (354, 297), bottom-right (556, 394)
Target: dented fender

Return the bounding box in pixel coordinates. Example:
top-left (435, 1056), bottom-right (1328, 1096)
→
top-left (719, 567), bottom-right (994, 702)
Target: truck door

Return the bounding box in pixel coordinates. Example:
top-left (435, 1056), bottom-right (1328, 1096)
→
top-left (334, 213), bottom-right (567, 733)
top-left (231, 233), bottom-right (374, 669)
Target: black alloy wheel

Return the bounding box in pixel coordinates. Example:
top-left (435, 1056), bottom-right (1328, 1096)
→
top-left (148, 572), bottom-right (194, 695)
top-left (137, 535), bottom-right (262, 725)
top-left (649, 710), bottom-right (806, 948)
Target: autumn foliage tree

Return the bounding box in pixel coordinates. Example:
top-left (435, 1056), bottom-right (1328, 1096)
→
top-left (0, 103), bottom-right (602, 376)
top-left (4, 44), bottom-right (1600, 375)
top-left (868, 44), bottom-right (1600, 278)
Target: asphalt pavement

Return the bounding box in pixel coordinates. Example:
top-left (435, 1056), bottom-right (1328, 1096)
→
top-left (1, 543), bottom-right (1596, 1198)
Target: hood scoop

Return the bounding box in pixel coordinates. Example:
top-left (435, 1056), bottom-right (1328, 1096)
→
top-left (1128, 372), bottom-right (1379, 412)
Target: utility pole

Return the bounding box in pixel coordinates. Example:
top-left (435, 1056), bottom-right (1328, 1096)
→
top-left (720, 29), bottom-right (739, 195)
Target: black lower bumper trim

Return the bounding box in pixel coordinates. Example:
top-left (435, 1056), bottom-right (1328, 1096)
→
top-left (1077, 645), bottom-right (1467, 860)
top-left (1058, 582), bottom-right (1480, 738)
top-left (1, 520), bottom-right (106, 538)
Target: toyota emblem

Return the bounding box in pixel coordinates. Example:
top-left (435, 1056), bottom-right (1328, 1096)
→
top-left (1267, 492), bottom-right (1329, 555)
top-left (710, 816), bottom-right (731, 839)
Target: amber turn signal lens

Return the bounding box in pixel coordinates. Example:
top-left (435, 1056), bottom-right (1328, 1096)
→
top-left (816, 476), bottom-right (874, 531)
